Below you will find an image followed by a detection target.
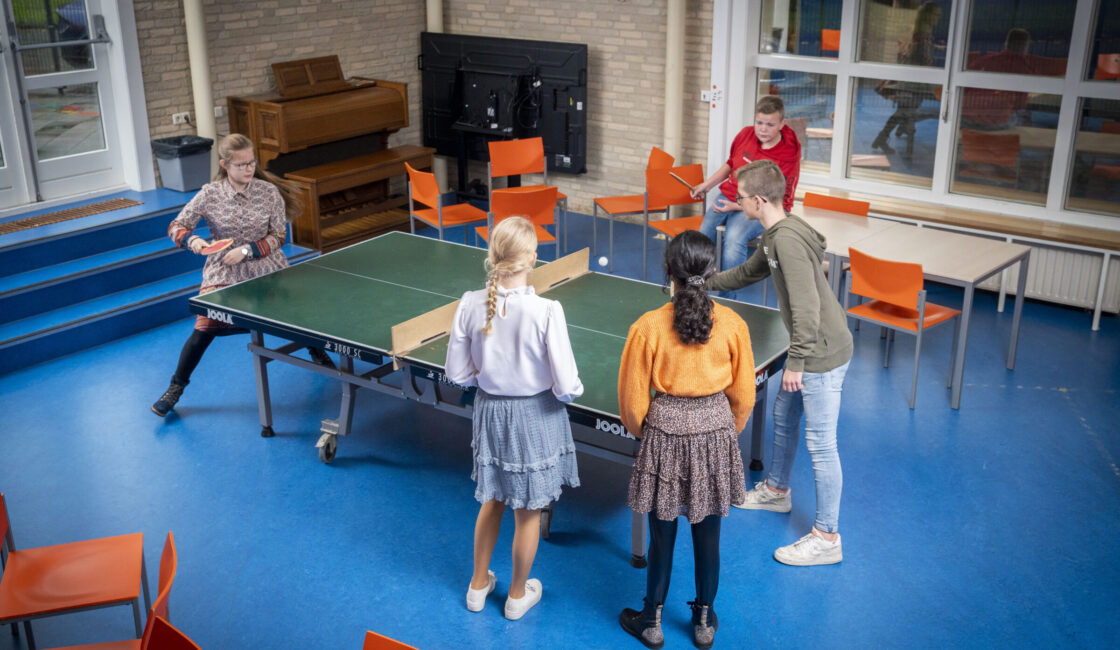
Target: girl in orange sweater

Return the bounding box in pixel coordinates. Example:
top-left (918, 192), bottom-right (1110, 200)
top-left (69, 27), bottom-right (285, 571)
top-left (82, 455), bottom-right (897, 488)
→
top-left (617, 230), bottom-right (755, 650)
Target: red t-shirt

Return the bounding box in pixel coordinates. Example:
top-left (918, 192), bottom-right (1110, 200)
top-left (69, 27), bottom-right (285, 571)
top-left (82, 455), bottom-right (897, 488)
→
top-left (719, 125), bottom-right (801, 212)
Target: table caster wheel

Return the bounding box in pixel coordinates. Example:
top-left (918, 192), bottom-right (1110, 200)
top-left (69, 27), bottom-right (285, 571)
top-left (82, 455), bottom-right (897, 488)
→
top-left (316, 434), bottom-right (337, 463)
top-left (261, 425), bottom-right (275, 438)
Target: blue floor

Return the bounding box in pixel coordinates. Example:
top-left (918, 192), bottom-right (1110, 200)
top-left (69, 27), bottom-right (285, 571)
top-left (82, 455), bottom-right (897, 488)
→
top-left (1, 213), bottom-right (1118, 649)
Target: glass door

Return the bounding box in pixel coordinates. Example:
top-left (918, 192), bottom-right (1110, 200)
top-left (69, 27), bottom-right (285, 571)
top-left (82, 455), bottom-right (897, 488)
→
top-left (1, 0), bottom-right (122, 208)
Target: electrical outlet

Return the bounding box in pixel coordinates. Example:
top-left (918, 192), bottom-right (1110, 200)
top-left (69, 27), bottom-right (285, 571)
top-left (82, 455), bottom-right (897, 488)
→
top-left (214, 105), bottom-right (225, 118)
top-left (172, 111), bottom-right (191, 125)
top-left (700, 90), bottom-right (711, 102)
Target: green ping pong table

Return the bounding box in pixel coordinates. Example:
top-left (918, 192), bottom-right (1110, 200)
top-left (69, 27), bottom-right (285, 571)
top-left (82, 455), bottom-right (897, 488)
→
top-left (189, 231), bottom-right (789, 567)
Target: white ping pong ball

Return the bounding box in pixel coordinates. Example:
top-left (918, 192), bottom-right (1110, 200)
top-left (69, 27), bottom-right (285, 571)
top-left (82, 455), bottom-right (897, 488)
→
top-left (598, 256), bottom-right (608, 267)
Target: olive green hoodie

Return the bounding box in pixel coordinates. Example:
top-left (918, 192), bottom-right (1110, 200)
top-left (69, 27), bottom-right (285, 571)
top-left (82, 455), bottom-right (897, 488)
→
top-left (707, 213), bottom-right (852, 373)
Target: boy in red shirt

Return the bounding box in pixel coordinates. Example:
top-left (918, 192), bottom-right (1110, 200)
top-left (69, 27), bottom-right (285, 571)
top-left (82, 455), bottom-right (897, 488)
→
top-left (693, 95), bottom-right (801, 301)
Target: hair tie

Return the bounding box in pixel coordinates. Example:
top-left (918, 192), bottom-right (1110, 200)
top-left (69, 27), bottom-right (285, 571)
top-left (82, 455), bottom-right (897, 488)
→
top-left (686, 275), bottom-right (705, 288)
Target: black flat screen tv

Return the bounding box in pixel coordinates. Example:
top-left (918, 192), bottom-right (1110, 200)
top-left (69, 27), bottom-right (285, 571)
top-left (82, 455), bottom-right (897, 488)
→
top-left (420, 32), bottom-right (588, 174)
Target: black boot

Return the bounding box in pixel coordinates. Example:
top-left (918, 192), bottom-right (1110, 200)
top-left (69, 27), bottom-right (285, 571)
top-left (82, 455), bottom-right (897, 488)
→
top-left (151, 380), bottom-right (186, 417)
top-left (620, 599), bottom-right (664, 649)
top-left (871, 131), bottom-right (895, 154)
top-left (689, 601), bottom-right (719, 649)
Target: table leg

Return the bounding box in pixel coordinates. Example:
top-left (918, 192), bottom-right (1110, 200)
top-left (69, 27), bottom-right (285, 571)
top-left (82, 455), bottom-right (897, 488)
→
top-left (748, 375), bottom-right (768, 471)
top-left (950, 285), bottom-right (974, 409)
top-left (251, 330), bottom-right (274, 437)
top-left (1007, 254), bottom-right (1029, 370)
top-left (1093, 252), bottom-right (1110, 332)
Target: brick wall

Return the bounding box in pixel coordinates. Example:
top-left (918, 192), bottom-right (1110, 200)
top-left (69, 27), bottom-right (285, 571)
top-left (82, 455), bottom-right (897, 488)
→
top-left (134, 0), bottom-right (714, 214)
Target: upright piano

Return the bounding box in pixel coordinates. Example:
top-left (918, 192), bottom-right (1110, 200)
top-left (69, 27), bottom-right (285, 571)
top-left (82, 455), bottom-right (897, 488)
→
top-left (228, 56), bottom-right (435, 251)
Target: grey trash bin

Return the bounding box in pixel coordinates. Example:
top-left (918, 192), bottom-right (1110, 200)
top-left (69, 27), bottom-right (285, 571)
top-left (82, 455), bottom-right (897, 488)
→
top-left (151, 135), bottom-right (213, 192)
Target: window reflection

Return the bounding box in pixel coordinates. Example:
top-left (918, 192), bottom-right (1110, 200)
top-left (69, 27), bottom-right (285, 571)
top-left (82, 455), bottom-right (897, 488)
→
top-left (1089, 0), bottom-right (1120, 81)
top-left (964, 1), bottom-right (1075, 77)
top-left (851, 77), bottom-right (941, 187)
top-left (1066, 98), bottom-right (1120, 216)
top-left (859, 1), bottom-right (949, 68)
top-left (28, 83), bottom-right (105, 161)
top-left (15, 0), bottom-right (94, 75)
top-left (757, 69), bottom-right (837, 173)
top-left (759, 0), bottom-right (844, 57)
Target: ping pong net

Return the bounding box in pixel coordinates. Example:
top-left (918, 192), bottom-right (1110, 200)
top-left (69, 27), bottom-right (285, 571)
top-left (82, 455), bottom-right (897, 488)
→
top-left (389, 247), bottom-right (590, 367)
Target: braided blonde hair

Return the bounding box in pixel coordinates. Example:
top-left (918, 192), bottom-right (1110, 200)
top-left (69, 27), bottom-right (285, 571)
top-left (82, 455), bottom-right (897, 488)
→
top-left (482, 217), bottom-right (538, 336)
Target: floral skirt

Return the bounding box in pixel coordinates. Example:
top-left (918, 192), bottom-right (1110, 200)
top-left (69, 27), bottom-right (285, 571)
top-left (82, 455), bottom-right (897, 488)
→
top-left (627, 392), bottom-right (746, 524)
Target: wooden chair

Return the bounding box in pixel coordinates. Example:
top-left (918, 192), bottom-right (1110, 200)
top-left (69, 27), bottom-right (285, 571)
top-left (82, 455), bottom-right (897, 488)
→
top-left (487, 137), bottom-right (568, 249)
top-left (363, 630), bottom-right (420, 650)
top-left (0, 493), bottom-right (151, 650)
top-left (405, 163), bottom-right (489, 243)
top-left (477, 186), bottom-right (560, 257)
top-left (957, 129), bottom-right (1020, 188)
top-left (592, 146), bottom-right (675, 271)
top-left (642, 164), bottom-right (706, 281)
top-left (844, 248), bottom-right (962, 408)
top-left (46, 532), bottom-right (178, 650)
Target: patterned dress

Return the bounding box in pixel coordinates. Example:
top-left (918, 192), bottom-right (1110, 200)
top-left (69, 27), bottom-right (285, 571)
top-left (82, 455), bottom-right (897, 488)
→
top-left (168, 177), bottom-right (289, 331)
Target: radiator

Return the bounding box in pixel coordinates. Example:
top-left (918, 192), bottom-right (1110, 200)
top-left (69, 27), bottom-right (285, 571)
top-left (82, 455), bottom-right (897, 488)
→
top-left (977, 244), bottom-right (1120, 314)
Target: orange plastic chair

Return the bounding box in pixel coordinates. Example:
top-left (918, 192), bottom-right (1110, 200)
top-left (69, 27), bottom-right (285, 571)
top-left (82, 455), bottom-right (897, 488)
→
top-left (46, 532), bottom-right (178, 650)
top-left (957, 129), bottom-right (1020, 187)
top-left (1095, 53), bottom-right (1120, 79)
top-left (143, 617), bottom-right (200, 650)
top-left (487, 137), bottom-right (568, 249)
top-left (844, 248), bottom-right (962, 408)
top-left (0, 493), bottom-right (151, 649)
top-left (821, 29), bottom-right (841, 56)
top-left (803, 192), bottom-right (870, 217)
top-left (592, 146), bottom-right (675, 271)
top-left (405, 163), bottom-right (489, 243)
top-left (363, 630), bottom-right (420, 650)
top-left (477, 186), bottom-right (560, 257)
top-left (642, 163), bottom-right (706, 280)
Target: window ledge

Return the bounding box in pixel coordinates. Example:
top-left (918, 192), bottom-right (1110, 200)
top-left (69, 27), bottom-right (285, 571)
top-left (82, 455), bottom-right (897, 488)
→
top-left (796, 184), bottom-right (1120, 252)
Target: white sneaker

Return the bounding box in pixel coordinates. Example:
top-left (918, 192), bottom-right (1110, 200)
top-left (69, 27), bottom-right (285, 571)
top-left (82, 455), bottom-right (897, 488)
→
top-left (733, 481), bottom-right (792, 512)
top-left (503, 578), bottom-right (542, 620)
top-left (466, 570), bottom-right (496, 612)
top-left (774, 530), bottom-right (842, 566)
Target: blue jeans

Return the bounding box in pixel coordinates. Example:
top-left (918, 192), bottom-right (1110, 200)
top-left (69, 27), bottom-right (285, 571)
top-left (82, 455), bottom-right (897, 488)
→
top-left (766, 361), bottom-right (849, 534)
top-left (699, 203), bottom-right (765, 302)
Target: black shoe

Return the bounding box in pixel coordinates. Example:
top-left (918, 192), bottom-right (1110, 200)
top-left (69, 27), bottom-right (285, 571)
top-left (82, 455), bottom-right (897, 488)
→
top-left (620, 600), bottom-right (664, 649)
top-left (871, 134), bottom-right (895, 154)
top-left (308, 347), bottom-right (336, 370)
top-left (151, 382), bottom-right (185, 417)
top-left (689, 601), bottom-right (719, 649)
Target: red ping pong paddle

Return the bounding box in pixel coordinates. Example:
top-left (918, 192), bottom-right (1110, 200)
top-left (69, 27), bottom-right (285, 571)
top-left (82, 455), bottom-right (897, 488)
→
top-left (200, 238), bottom-right (234, 255)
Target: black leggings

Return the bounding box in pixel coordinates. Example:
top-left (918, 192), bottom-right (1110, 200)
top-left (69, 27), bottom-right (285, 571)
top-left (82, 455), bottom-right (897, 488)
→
top-left (645, 512), bottom-right (721, 607)
top-left (171, 329), bottom-right (237, 385)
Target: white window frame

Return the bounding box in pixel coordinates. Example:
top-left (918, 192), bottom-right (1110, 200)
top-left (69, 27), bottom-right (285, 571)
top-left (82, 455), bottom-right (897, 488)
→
top-left (706, 0), bottom-right (1120, 232)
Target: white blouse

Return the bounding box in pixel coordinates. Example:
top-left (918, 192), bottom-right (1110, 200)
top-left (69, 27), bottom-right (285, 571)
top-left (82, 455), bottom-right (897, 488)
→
top-left (445, 284), bottom-right (584, 403)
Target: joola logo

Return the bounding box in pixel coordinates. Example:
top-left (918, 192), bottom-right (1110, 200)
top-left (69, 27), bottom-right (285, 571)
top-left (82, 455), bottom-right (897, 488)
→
top-left (206, 309), bottom-right (233, 325)
top-left (596, 418), bottom-right (635, 440)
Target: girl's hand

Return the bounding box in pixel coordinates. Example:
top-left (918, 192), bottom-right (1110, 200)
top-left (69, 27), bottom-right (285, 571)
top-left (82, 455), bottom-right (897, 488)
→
top-left (220, 246), bottom-right (248, 265)
top-left (188, 238), bottom-right (208, 254)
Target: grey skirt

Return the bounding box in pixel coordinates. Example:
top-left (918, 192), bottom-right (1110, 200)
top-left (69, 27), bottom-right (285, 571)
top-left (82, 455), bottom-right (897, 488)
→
top-left (627, 392), bottom-right (746, 523)
top-left (471, 389), bottom-right (580, 510)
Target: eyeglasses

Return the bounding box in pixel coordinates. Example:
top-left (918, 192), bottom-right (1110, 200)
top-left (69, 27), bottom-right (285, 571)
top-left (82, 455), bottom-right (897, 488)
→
top-left (735, 193), bottom-right (767, 204)
top-left (230, 159), bottom-right (257, 170)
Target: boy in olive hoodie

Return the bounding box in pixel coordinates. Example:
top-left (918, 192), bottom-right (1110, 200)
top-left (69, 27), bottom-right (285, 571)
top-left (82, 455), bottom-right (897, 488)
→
top-left (707, 159), bottom-right (853, 566)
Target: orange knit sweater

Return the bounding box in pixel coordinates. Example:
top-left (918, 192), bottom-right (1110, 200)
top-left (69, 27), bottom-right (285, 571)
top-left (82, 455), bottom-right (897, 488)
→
top-left (618, 302), bottom-right (756, 436)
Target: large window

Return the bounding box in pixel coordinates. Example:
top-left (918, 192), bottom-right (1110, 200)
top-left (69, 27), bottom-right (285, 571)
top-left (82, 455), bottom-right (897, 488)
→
top-left (734, 0), bottom-right (1120, 224)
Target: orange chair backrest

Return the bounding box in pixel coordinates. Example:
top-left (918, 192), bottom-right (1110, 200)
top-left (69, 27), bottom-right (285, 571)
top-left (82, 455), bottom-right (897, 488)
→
top-left (147, 617), bottom-right (202, 650)
top-left (960, 129), bottom-right (1020, 167)
top-left (138, 532), bottom-right (178, 650)
top-left (647, 146), bottom-right (674, 170)
top-left (0, 492), bottom-right (11, 550)
top-left (491, 186), bottom-right (558, 226)
top-left (489, 137), bottom-right (545, 177)
top-left (405, 163), bottom-right (441, 210)
top-left (821, 29), bottom-right (841, 53)
top-left (803, 192), bottom-right (870, 216)
top-left (646, 164), bottom-right (704, 209)
top-left (1096, 53), bottom-right (1120, 79)
top-left (364, 630), bottom-right (421, 650)
top-left (848, 248), bottom-right (924, 311)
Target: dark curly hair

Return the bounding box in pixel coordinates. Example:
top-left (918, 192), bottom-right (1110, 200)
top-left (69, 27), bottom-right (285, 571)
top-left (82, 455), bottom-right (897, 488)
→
top-left (665, 230), bottom-right (716, 344)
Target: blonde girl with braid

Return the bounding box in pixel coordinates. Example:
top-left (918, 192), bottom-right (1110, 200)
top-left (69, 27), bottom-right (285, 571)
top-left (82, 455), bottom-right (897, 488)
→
top-left (445, 216), bottom-right (584, 620)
